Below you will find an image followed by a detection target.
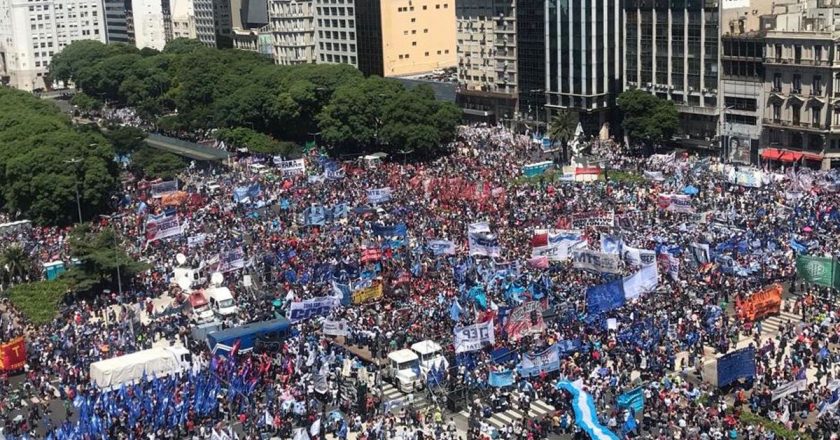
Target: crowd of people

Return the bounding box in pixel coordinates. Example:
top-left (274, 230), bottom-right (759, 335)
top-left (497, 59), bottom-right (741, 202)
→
top-left (0, 120), bottom-right (839, 440)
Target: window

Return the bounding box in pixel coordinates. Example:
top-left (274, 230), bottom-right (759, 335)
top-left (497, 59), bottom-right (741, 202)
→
top-left (436, 4), bottom-right (440, 8)
top-left (411, 30), bottom-right (416, 34)
top-left (444, 3), bottom-right (448, 7)
top-left (444, 49), bottom-right (449, 54)
top-left (425, 51), bottom-right (429, 56)
top-left (813, 75), bottom-right (822, 95)
top-left (399, 54), bottom-right (404, 59)
top-left (813, 107), bottom-right (821, 126)
top-left (405, 54), bottom-right (410, 58)
top-left (772, 103), bottom-right (781, 121)
top-left (815, 45), bottom-right (823, 62)
top-left (423, 28), bottom-right (428, 33)
top-left (792, 104), bottom-right (801, 125)
top-left (794, 45), bottom-right (802, 63)
top-left (773, 73), bottom-right (782, 91)
top-left (412, 41), bottom-right (416, 46)
top-left (775, 44), bottom-right (782, 62)
top-left (411, 18), bottom-right (415, 22)
top-left (792, 74), bottom-right (801, 93)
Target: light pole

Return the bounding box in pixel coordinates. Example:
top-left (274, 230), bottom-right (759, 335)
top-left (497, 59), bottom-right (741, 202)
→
top-left (100, 213), bottom-right (135, 340)
top-left (64, 158), bottom-right (83, 224)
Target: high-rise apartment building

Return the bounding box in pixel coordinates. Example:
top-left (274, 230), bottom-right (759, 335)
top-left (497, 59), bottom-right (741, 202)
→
top-left (314, 0), bottom-right (357, 67)
top-left (623, 0), bottom-right (720, 146)
top-left (268, 0), bottom-right (316, 64)
top-left (132, 0), bottom-right (172, 50)
top-left (0, 0), bottom-right (106, 91)
top-left (132, 0), bottom-right (215, 50)
top-left (760, 0), bottom-right (840, 169)
top-left (170, 0), bottom-right (217, 46)
top-left (455, 0), bottom-right (518, 124)
top-left (230, 0), bottom-right (271, 55)
top-left (516, 0), bottom-right (545, 126)
top-left (213, 0), bottom-right (233, 44)
top-left (104, 0), bottom-right (134, 44)
top-left (546, 0), bottom-right (622, 133)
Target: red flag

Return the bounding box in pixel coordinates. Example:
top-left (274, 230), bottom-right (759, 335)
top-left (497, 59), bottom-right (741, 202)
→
top-left (527, 256), bottom-right (550, 269)
top-left (361, 248), bottom-right (381, 263)
top-left (0, 337), bottom-right (26, 371)
top-left (530, 233), bottom-right (549, 248)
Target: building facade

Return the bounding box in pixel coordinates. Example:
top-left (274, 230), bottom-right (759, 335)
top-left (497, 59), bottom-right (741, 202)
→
top-left (132, 0), bottom-right (172, 50)
top-left (546, 0), bottom-right (622, 134)
top-left (170, 0), bottom-right (216, 46)
top-left (623, 0), bottom-right (720, 148)
top-left (230, 0), bottom-right (271, 56)
top-left (213, 0), bottom-right (233, 45)
top-left (0, 0), bottom-right (106, 91)
top-left (374, 0), bottom-right (456, 77)
top-left (455, 0), bottom-right (517, 124)
top-left (313, 0), bottom-right (357, 66)
top-left (269, 0), bottom-right (316, 64)
top-left (104, 0), bottom-right (134, 44)
top-left (516, 0), bottom-right (545, 128)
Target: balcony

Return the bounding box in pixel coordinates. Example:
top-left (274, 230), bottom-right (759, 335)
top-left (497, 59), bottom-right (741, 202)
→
top-left (762, 118), bottom-right (828, 131)
top-left (764, 57), bottom-right (831, 67)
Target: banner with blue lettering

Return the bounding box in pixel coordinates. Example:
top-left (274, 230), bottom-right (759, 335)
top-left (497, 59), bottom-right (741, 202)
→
top-left (717, 346), bottom-right (756, 388)
top-left (468, 222), bottom-right (501, 257)
top-left (428, 240), bottom-right (457, 255)
top-left (555, 339), bottom-right (582, 356)
top-left (617, 387), bottom-right (645, 413)
top-left (303, 205), bottom-right (327, 226)
top-left (325, 167), bottom-right (345, 180)
top-left (288, 296), bottom-right (340, 323)
top-left (517, 345), bottom-right (560, 377)
top-left (372, 223), bottom-right (408, 237)
top-left (586, 280), bottom-right (626, 316)
top-left (573, 249), bottom-right (621, 274)
top-left (488, 370), bottom-right (514, 388)
top-left (217, 247), bottom-right (246, 272)
top-left (556, 381), bottom-right (620, 440)
top-left (453, 321), bottom-right (495, 353)
top-left (367, 187), bottom-right (392, 204)
top-left (233, 186), bottom-right (249, 203)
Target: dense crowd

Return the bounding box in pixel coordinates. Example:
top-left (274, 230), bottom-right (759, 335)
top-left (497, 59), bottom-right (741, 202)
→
top-left (0, 122), bottom-right (839, 440)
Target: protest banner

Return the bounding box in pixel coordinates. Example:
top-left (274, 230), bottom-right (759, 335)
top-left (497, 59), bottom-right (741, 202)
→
top-left (796, 255), bottom-right (840, 289)
top-left (145, 212), bottom-right (182, 241)
top-left (570, 210), bottom-right (614, 228)
top-left (187, 234), bottom-right (207, 248)
top-left (522, 161), bottom-right (554, 177)
top-left (360, 247), bottom-right (381, 263)
top-left (622, 264), bottom-right (658, 300)
top-left (573, 249), bottom-right (621, 274)
top-left (322, 320), bottom-right (350, 337)
top-left (556, 381), bottom-right (621, 440)
top-left (427, 240), bottom-right (456, 255)
top-left (468, 222), bottom-right (500, 257)
top-left (617, 387), bottom-right (645, 413)
top-left (727, 168), bottom-right (763, 188)
top-left (505, 300), bottom-right (549, 341)
top-left (622, 246), bottom-right (656, 267)
top-left (657, 194), bottom-right (695, 214)
top-left (586, 280), bottom-right (626, 316)
top-left (303, 205), bottom-right (327, 226)
top-left (217, 247), bottom-right (246, 272)
top-left (600, 234), bottom-right (623, 254)
top-left (288, 296), bottom-right (340, 323)
top-left (277, 158), bottom-right (306, 176)
top-left (367, 187), bottom-right (392, 204)
top-left (517, 345), bottom-right (560, 377)
top-left (736, 284), bottom-right (782, 322)
top-left (372, 223), bottom-right (408, 237)
top-left (454, 321), bottom-right (495, 353)
top-left (150, 180), bottom-right (178, 197)
top-left (643, 170), bottom-right (665, 181)
top-left (488, 370), bottom-right (514, 388)
top-left (0, 337), bottom-right (26, 371)
top-left (352, 283), bottom-right (383, 305)
top-left (772, 378), bottom-right (808, 401)
top-left (575, 167), bottom-right (602, 176)
top-left (688, 243), bottom-right (711, 265)
top-left (325, 167), bottom-right (345, 180)
top-left (717, 346), bottom-right (756, 388)
top-left (161, 191), bottom-right (189, 207)
top-left (531, 229), bottom-right (585, 261)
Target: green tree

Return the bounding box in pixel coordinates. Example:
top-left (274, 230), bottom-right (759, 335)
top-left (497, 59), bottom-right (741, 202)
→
top-left (70, 92), bottom-right (102, 112)
top-left (549, 110), bottom-right (577, 163)
top-left (63, 224), bottom-right (149, 294)
top-left (7, 280), bottom-right (71, 325)
top-left (104, 126), bottom-right (147, 157)
top-left (617, 89), bottom-right (680, 149)
top-left (379, 86), bottom-right (461, 157)
top-left (0, 245), bottom-right (33, 285)
top-left (130, 146), bottom-right (187, 180)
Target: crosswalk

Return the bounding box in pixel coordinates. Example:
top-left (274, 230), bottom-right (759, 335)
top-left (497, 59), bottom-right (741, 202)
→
top-left (759, 310), bottom-right (802, 335)
top-left (380, 382), bottom-right (436, 413)
top-left (458, 399), bottom-right (557, 429)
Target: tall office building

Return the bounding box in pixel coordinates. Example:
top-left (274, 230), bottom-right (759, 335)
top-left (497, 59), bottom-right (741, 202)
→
top-left (623, 0), bottom-right (719, 146)
top-left (231, 0), bottom-right (271, 56)
top-left (0, 0), bottom-right (106, 91)
top-left (268, 0), bottom-right (316, 64)
top-left (454, 0), bottom-right (518, 124)
top-left (314, 0), bottom-right (357, 67)
top-left (546, 0), bottom-right (622, 134)
top-left (132, 0), bottom-right (172, 50)
top-left (132, 0), bottom-right (216, 50)
top-left (104, 0), bottom-right (134, 44)
top-left (516, 0), bottom-right (545, 127)
top-left (355, 0), bottom-right (456, 77)
top-left (213, 0), bottom-right (233, 44)
top-left (760, 0), bottom-right (840, 170)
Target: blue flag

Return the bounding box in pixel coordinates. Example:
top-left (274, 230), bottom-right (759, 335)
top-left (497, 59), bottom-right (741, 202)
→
top-left (449, 299), bottom-right (463, 322)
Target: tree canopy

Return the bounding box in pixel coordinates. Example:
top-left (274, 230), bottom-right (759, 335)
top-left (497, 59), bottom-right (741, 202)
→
top-left (0, 87), bottom-right (119, 225)
top-left (617, 89), bottom-right (680, 147)
top-left (50, 39), bottom-right (461, 156)
top-left (62, 224), bottom-right (149, 294)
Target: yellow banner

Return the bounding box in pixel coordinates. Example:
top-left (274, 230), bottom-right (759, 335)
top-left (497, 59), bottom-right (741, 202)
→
top-left (352, 284), bottom-right (383, 305)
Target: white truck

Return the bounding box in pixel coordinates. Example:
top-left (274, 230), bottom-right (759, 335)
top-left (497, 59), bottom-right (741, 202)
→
top-left (411, 340), bottom-right (448, 379)
top-left (384, 340), bottom-right (448, 393)
top-left (206, 286), bottom-right (237, 318)
top-left (89, 346), bottom-right (192, 389)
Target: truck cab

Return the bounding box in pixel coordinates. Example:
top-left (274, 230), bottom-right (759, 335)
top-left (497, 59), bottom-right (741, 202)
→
top-left (385, 349), bottom-right (422, 393)
top-left (411, 340), bottom-right (447, 379)
top-left (185, 291), bottom-right (216, 325)
top-left (206, 286), bottom-right (237, 318)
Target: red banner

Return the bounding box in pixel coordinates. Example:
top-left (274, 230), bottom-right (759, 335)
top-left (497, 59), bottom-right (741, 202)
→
top-left (0, 337), bottom-right (26, 371)
top-left (505, 300), bottom-right (549, 341)
top-left (360, 248), bottom-right (382, 264)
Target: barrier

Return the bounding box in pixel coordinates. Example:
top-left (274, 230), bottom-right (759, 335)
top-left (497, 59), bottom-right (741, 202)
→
top-left (736, 284), bottom-right (782, 322)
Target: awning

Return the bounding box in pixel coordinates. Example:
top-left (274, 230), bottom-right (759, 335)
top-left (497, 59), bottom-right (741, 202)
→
top-left (761, 148), bottom-right (822, 162)
top-left (760, 148), bottom-right (784, 160)
top-left (801, 152), bottom-right (824, 161)
top-left (779, 151), bottom-right (803, 162)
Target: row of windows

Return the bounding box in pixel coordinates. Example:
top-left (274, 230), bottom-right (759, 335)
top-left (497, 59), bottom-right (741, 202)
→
top-left (403, 29), bottom-right (429, 35)
top-left (316, 19), bottom-right (354, 28)
top-left (319, 42), bottom-right (355, 52)
top-left (320, 53), bottom-right (356, 64)
top-left (316, 7), bottom-right (354, 16)
top-left (397, 4), bottom-right (448, 12)
top-left (318, 30), bottom-right (355, 40)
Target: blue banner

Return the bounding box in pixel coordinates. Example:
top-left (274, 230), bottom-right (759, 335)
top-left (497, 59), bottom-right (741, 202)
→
top-left (517, 345), bottom-right (560, 377)
top-left (717, 346), bottom-right (756, 388)
top-left (555, 339), bottom-right (582, 356)
top-left (428, 240), bottom-right (456, 256)
top-left (488, 370), bottom-right (514, 388)
top-left (556, 381), bottom-right (620, 440)
top-left (617, 387), bottom-right (645, 413)
top-left (372, 223), bottom-right (408, 237)
top-left (586, 280), bottom-right (626, 316)
top-left (303, 205), bottom-right (327, 226)
top-left (367, 187), bottom-right (392, 204)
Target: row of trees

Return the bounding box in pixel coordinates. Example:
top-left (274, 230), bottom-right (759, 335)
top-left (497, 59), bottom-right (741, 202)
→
top-left (50, 39), bottom-right (462, 157)
top-left (0, 87), bottom-right (119, 225)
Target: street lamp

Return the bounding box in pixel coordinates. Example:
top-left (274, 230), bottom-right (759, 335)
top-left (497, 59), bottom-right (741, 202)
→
top-left (99, 213), bottom-right (135, 340)
top-left (64, 158), bottom-right (83, 224)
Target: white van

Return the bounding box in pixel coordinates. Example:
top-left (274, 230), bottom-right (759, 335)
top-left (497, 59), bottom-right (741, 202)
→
top-left (411, 340), bottom-right (448, 379)
top-left (206, 286), bottom-right (237, 318)
top-left (385, 349), bottom-right (422, 393)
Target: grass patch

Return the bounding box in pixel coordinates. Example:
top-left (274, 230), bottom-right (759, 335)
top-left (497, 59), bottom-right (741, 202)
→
top-left (6, 279), bottom-right (70, 325)
top-left (740, 410), bottom-right (810, 440)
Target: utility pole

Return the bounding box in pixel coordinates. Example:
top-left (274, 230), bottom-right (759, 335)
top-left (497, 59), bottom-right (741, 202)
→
top-left (100, 213), bottom-right (134, 340)
top-left (64, 158), bottom-right (83, 224)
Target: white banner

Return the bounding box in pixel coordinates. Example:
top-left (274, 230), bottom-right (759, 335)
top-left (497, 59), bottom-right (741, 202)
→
top-left (288, 296), bottom-right (340, 323)
top-left (468, 222), bottom-right (500, 257)
top-left (277, 158), bottom-right (306, 176)
top-left (145, 213), bottom-right (182, 241)
top-left (573, 249), bottom-right (621, 274)
top-left (367, 187), bottom-right (392, 204)
top-left (150, 180), bottom-right (178, 197)
top-left (772, 379), bottom-right (807, 401)
top-left (322, 319), bottom-right (350, 336)
top-left (531, 229), bottom-right (586, 261)
top-left (623, 264), bottom-right (658, 300)
top-left (217, 247), bottom-right (246, 273)
top-left (454, 320), bottom-right (495, 353)
top-left (722, 0), bottom-right (750, 10)
top-left (622, 246), bottom-right (656, 267)
top-left (727, 168), bottom-right (763, 188)
top-left (187, 233), bottom-right (207, 248)
top-left (657, 194), bottom-right (695, 214)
